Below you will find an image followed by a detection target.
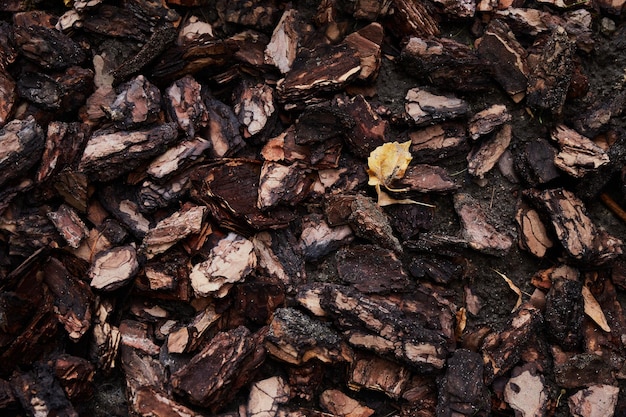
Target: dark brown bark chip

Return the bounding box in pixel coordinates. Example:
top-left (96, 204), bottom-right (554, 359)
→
top-left (336, 245), bottom-right (410, 293)
top-left (171, 326), bottom-right (267, 411)
top-left (545, 276), bottom-right (584, 351)
top-left (0, 115), bottom-right (44, 187)
top-left (436, 349), bottom-right (490, 417)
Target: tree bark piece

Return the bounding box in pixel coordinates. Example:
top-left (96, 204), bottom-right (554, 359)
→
top-left (476, 19), bottom-right (529, 103)
top-left (319, 389), bottom-right (374, 417)
top-left (257, 161), bottom-right (314, 210)
top-left (526, 26), bottom-right (574, 115)
top-left (348, 353), bottom-right (411, 400)
top-left (88, 245), bottom-right (140, 291)
top-left (515, 203), bottom-right (553, 258)
top-left (503, 365), bottom-right (548, 417)
top-left (344, 22), bottom-right (383, 81)
top-left (47, 204), bottom-right (89, 249)
top-left (346, 194), bottom-right (403, 254)
top-left (390, 0), bottom-right (440, 37)
top-left (164, 74), bottom-right (208, 138)
top-left (481, 303), bottom-right (543, 383)
top-left (13, 24), bottom-right (86, 70)
top-left (78, 123), bottom-right (180, 182)
top-left (277, 43), bottom-right (361, 110)
top-left (405, 88), bottom-right (468, 126)
top-left (467, 124), bottom-right (512, 180)
top-left (104, 75), bottom-right (161, 129)
top-left (248, 376), bottom-right (291, 417)
top-left (299, 214), bottom-right (353, 261)
top-left (133, 386), bottom-right (209, 417)
top-left (568, 384), bottom-right (619, 417)
top-left (141, 204), bottom-right (205, 260)
top-left (265, 307), bottom-right (352, 365)
top-left (396, 164), bottom-right (459, 193)
top-left (525, 188), bottom-right (623, 264)
top-left (453, 193), bottom-right (513, 255)
top-left (468, 105), bottom-right (512, 140)
top-left (42, 257), bottom-right (92, 342)
top-left (551, 124), bottom-right (610, 178)
top-left (265, 9), bottom-right (300, 74)
top-left (545, 275), bottom-right (584, 351)
top-left (171, 326), bottom-right (267, 412)
top-left (306, 284), bottom-right (449, 372)
top-left (11, 362), bottom-right (78, 417)
top-left (409, 123), bottom-right (469, 163)
top-left (336, 245), bottom-right (410, 293)
top-left (0, 116), bottom-right (44, 187)
top-left (436, 349), bottom-right (490, 417)
top-left (0, 69), bottom-right (15, 127)
top-left (401, 37), bottom-right (491, 92)
top-left (167, 304), bottom-right (221, 354)
top-left (334, 94), bottom-right (386, 159)
top-left (190, 232), bottom-right (256, 298)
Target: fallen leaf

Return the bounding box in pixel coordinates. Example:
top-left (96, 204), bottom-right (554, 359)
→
top-left (367, 140), bottom-right (413, 192)
top-left (581, 286), bottom-right (611, 332)
top-left (455, 307), bottom-right (467, 341)
top-left (377, 188), bottom-right (435, 207)
top-left (367, 141), bottom-right (434, 206)
top-left (492, 269), bottom-right (522, 312)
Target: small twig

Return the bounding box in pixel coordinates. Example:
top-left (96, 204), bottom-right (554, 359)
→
top-left (600, 192), bottom-right (626, 223)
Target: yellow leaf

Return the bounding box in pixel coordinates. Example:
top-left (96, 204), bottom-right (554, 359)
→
top-left (377, 187), bottom-right (435, 207)
top-left (367, 140), bottom-right (413, 191)
top-left (582, 286), bottom-right (611, 332)
top-left (64, 0), bottom-right (73, 6)
top-left (492, 269), bottom-right (522, 312)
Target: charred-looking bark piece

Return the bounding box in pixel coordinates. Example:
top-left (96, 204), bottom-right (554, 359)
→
top-left (554, 352), bottom-right (615, 388)
top-left (13, 25), bottom-right (86, 70)
top-left (276, 43), bottom-right (361, 110)
top-left (436, 349), bottom-right (490, 417)
top-left (265, 9), bottom-right (301, 74)
top-left (88, 245), bottom-right (140, 291)
top-left (390, 0), bottom-right (440, 37)
top-left (525, 188), bottom-right (623, 264)
top-left (146, 137), bottom-right (211, 181)
top-left (453, 193), bottom-right (513, 256)
top-left (0, 116), bottom-right (44, 187)
top-left (190, 160), bottom-right (294, 233)
top-left (171, 326), bottom-right (267, 412)
top-left (91, 297), bottom-right (120, 372)
top-left (202, 94), bottom-right (245, 158)
top-left (405, 88), bottom-right (468, 126)
top-left (167, 304), bottom-right (221, 354)
top-left (43, 257), bottom-right (93, 342)
top-left (265, 307), bottom-right (352, 365)
top-left (257, 161), bottom-right (314, 210)
top-left (307, 284), bottom-right (449, 372)
top-left (434, 0), bottom-right (476, 17)
top-left (190, 232), bottom-right (256, 298)
top-left (165, 75), bottom-right (208, 138)
top-left (468, 105), bottom-right (512, 140)
top-left (121, 346), bottom-right (168, 407)
top-left (141, 204), bottom-right (205, 259)
top-left (545, 276), bottom-right (584, 351)
top-left (37, 121), bottom-right (89, 183)
top-left (526, 26), bottom-right (574, 115)
top-left (515, 203), bottom-right (553, 258)
top-left (481, 303), bottom-right (543, 383)
top-left (348, 353), bottom-right (411, 400)
top-left (401, 37), bottom-right (491, 92)
top-left (78, 123), bottom-right (180, 182)
top-left (253, 229), bottom-right (306, 291)
top-left (334, 94), bottom-right (387, 159)
top-left (336, 245), bottom-right (411, 293)
top-left (18, 66), bottom-right (93, 113)
top-left (0, 70), bottom-right (15, 126)
top-left (551, 124), bottom-right (610, 178)
top-left (515, 138), bottom-right (561, 186)
top-left (248, 376), bottom-right (290, 417)
top-left (320, 389), bottom-right (375, 417)
top-left (104, 75), bottom-right (162, 129)
top-left (568, 384), bottom-right (619, 417)
top-left (503, 364), bottom-right (548, 417)
top-left (112, 24), bottom-right (178, 84)
top-left (476, 19), bottom-right (529, 103)
top-left (468, 124), bottom-right (512, 180)
top-left (11, 362), bottom-right (78, 417)
top-left (47, 204), bottom-right (89, 249)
